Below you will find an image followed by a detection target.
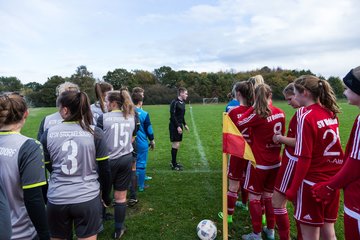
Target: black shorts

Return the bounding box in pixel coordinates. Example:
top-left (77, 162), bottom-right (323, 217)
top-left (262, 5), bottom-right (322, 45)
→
top-left (47, 195), bottom-right (103, 239)
top-left (169, 123), bottom-right (183, 142)
top-left (110, 153), bottom-right (133, 191)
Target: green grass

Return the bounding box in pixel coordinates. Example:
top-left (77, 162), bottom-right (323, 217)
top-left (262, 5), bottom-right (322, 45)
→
top-left (22, 101), bottom-right (356, 239)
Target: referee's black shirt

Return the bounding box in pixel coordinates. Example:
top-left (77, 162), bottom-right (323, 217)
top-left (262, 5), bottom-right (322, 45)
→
top-left (169, 98), bottom-right (186, 128)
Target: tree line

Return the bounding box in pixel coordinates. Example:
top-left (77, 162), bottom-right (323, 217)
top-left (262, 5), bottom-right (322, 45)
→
top-left (1, 65), bottom-right (345, 107)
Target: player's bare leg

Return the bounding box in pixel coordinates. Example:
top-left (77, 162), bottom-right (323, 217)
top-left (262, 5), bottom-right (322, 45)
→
top-left (320, 222), bottom-right (336, 240)
top-left (300, 224), bottom-right (320, 240)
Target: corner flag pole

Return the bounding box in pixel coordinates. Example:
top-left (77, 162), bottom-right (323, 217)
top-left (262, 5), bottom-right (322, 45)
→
top-left (222, 153), bottom-right (228, 240)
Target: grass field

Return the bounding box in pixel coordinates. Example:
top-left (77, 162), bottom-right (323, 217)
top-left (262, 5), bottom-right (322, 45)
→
top-left (22, 101), bottom-right (356, 240)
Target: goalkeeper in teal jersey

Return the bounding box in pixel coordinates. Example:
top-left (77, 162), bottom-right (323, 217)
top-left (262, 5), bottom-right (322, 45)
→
top-left (132, 90), bottom-right (155, 192)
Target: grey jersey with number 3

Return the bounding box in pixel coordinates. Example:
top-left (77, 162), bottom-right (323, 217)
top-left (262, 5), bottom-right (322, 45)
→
top-left (97, 110), bottom-right (135, 159)
top-left (42, 122), bottom-right (108, 205)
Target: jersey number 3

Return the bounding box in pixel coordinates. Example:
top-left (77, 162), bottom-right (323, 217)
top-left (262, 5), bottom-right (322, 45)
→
top-left (61, 140), bottom-right (78, 175)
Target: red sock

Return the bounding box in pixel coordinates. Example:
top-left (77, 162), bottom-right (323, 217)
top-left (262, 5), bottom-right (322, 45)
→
top-left (227, 190), bottom-right (238, 215)
top-left (263, 197), bottom-right (275, 229)
top-left (249, 199), bottom-right (262, 234)
top-left (261, 197), bottom-right (265, 215)
top-left (296, 220), bottom-right (303, 240)
top-left (274, 208), bottom-right (290, 240)
top-left (240, 177), bottom-right (248, 204)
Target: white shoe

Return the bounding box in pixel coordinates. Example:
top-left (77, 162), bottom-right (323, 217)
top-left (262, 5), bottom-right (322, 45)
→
top-left (262, 227), bottom-right (275, 240)
top-left (242, 232), bottom-right (262, 240)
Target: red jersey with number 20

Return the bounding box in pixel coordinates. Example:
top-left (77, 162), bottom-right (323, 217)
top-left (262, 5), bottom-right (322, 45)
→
top-left (295, 103), bottom-right (344, 182)
top-left (235, 104), bottom-right (285, 166)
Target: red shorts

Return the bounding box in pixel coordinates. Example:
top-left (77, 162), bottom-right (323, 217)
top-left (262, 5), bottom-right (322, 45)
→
top-left (274, 149), bottom-right (298, 194)
top-left (294, 180), bottom-right (340, 226)
top-left (344, 206), bottom-right (360, 240)
top-left (244, 162), bottom-right (280, 195)
top-left (227, 155), bottom-right (248, 181)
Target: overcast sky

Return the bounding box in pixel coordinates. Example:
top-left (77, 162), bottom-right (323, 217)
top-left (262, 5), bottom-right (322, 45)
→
top-left (1, 0), bottom-right (359, 84)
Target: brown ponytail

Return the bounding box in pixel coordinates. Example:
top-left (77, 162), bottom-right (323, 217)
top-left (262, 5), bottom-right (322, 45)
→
top-left (234, 81), bottom-right (255, 106)
top-left (254, 84), bottom-right (272, 118)
top-left (0, 93), bottom-right (28, 128)
top-left (58, 91), bottom-right (94, 134)
top-left (318, 79), bottom-right (340, 117)
top-left (106, 88), bottom-right (135, 119)
top-left (94, 82), bottom-right (113, 113)
top-left (294, 75), bottom-right (340, 117)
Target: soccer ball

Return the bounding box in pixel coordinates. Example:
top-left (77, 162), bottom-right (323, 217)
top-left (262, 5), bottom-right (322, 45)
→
top-left (196, 219), bottom-right (217, 240)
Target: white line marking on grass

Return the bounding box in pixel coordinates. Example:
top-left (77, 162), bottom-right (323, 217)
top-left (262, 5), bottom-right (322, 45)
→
top-left (189, 107), bottom-right (209, 169)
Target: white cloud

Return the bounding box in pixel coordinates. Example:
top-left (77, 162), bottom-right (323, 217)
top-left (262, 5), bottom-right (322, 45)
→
top-left (0, 0), bottom-right (359, 84)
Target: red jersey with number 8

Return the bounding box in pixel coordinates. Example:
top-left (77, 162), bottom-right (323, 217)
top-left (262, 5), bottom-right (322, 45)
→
top-left (235, 104), bottom-right (285, 166)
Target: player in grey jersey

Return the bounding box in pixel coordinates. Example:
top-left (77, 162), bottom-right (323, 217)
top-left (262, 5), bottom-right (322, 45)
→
top-left (90, 81), bottom-right (113, 124)
top-left (97, 89), bottom-right (136, 239)
top-left (0, 93), bottom-right (49, 240)
top-left (41, 91), bottom-right (111, 240)
top-left (37, 82), bottom-right (80, 209)
top-left (0, 184), bottom-right (11, 240)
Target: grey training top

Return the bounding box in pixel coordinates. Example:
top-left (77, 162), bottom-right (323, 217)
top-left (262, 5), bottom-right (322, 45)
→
top-left (41, 122), bottom-right (109, 205)
top-left (0, 132), bottom-right (46, 240)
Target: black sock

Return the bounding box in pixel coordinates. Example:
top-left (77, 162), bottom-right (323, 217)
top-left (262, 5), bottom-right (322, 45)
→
top-left (114, 202), bottom-right (127, 232)
top-left (129, 170), bottom-right (137, 199)
top-left (171, 148), bottom-right (178, 166)
top-left (102, 205), bottom-right (106, 218)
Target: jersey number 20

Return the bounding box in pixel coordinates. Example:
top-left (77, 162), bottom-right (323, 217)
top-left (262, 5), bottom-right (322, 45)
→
top-left (323, 128), bottom-right (341, 156)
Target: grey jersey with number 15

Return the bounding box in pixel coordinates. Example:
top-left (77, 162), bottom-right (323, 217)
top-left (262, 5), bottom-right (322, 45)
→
top-left (97, 110), bottom-right (135, 159)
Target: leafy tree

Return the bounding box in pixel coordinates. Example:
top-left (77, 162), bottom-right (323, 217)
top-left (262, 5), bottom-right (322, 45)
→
top-left (103, 68), bottom-right (136, 90)
top-left (24, 82), bottom-right (42, 92)
top-left (328, 76), bottom-right (344, 99)
top-left (42, 75), bottom-right (68, 106)
top-left (132, 70), bottom-right (156, 87)
top-left (25, 75), bottom-right (67, 107)
top-left (144, 84), bottom-right (177, 104)
top-left (22, 82), bottom-right (43, 107)
top-left (260, 66), bottom-right (272, 74)
top-left (0, 76), bottom-right (23, 92)
top-left (154, 66), bottom-right (178, 87)
top-left (74, 65), bottom-right (93, 78)
top-left (13, 65), bottom-right (346, 106)
top-left (70, 65), bottom-right (96, 102)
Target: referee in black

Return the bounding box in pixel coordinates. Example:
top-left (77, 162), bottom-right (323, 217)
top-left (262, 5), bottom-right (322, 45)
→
top-left (169, 87), bottom-right (189, 170)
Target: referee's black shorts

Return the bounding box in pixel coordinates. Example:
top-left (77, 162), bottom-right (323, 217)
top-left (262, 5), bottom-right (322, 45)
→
top-left (169, 123), bottom-right (183, 142)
